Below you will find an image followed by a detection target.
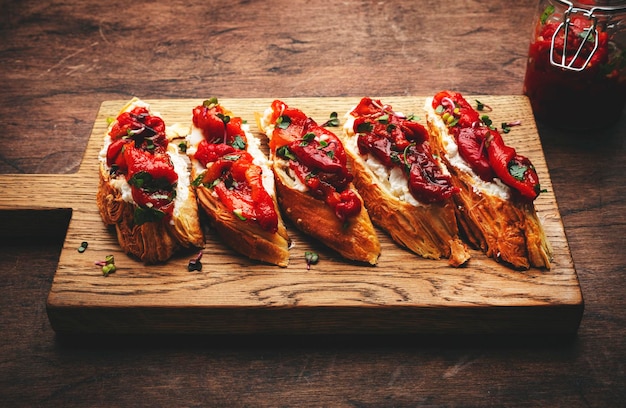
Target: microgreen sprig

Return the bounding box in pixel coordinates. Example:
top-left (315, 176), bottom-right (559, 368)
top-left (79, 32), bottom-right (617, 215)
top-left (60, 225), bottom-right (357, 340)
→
top-left (321, 112), bottom-right (340, 127)
top-left (95, 255), bottom-right (116, 277)
top-left (305, 251), bottom-right (319, 270)
top-left (187, 251), bottom-right (203, 272)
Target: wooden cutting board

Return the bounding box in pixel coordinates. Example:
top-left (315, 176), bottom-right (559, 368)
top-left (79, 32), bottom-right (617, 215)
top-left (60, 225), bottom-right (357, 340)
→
top-left (0, 96), bottom-right (584, 335)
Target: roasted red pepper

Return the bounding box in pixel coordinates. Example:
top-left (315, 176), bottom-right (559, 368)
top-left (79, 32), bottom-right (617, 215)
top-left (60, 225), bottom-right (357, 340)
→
top-left (404, 144), bottom-right (458, 204)
top-left (432, 91), bottom-right (541, 201)
top-left (193, 100), bottom-right (278, 232)
top-left (206, 151), bottom-right (279, 232)
top-left (289, 135), bottom-right (344, 174)
top-left (192, 100), bottom-right (247, 146)
top-left (106, 138), bottom-right (129, 171)
top-left (106, 106), bottom-right (177, 224)
top-left (123, 142), bottom-right (178, 221)
top-left (455, 127), bottom-right (494, 182)
top-left (351, 97), bottom-right (457, 204)
top-left (194, 141), bottom-right (237, 168)
top-left (270, 100), bottom-right (361, 222)
top-left (485, 130), bottom-right (540, 201)
top-left (108, 106), bottom-right (168, 152)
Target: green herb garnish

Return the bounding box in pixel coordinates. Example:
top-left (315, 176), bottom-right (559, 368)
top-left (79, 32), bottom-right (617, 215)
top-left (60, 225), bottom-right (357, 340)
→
top-left (356, 121), bottom-right (373, 133)
top-left (276, 115), bottom-right (291, 130)
top-left (128, 171), bottom-right (174, 193)
top-left (540, 5), bottom-right (555, 25)
top-left (305, 251), bottom-right (319, 270)
top-left (406, 113), bottom-right (419, 121)
top-left (232, 135), bottom-right (246, 150)
top-left (96, 255), bottom-right (116, 277)
top-left (481, 115), bottom-right (495, 129)
top-left (217, 113), bottom-right (230, 125)
top-left (509, 162), bottom-right (528, 181)
top-left (475, 100), bottom-right (492, 112)
top-left (192, 173), bottom-right (205, 187)
top-left (187, 251), bottom-right (203, 272)
top-left (321, 112), bottom-right (340, 127)
top-left (277, 145), bottom-right (297, 161)
top-left (203, 97), bottom-right (219, 109)
top-left (233, 209), bottom-right (247, 221)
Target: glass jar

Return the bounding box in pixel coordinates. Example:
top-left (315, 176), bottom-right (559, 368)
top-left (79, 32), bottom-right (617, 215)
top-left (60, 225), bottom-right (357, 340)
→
top-left (523, 0), bottom-right (626, 130)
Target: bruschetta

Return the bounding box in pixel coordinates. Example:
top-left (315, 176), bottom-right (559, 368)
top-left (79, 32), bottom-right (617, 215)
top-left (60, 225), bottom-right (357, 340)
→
top-left (257, 100), bottom-right (381, 265)
top-left (342, 97), bottom-right (470, 267)
top-left (424, 90), bottom-right (552, 269)
top-left (187, 98), bottom-right (290, 267)
top-left (97, 98), bottom-right (204, 264)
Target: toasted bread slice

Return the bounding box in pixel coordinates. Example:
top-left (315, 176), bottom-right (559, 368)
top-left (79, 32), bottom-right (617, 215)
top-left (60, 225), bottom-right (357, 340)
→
top-left (187, 99), bottom-right (290, 267)
top-left (257, 100), bottom-right (380, 265)
top-left (424, 92), bottom-right (552, 269)
top-left (97, 98), bottom-right (204, 264)
top-left (342, 97), bottom-right (470, 267)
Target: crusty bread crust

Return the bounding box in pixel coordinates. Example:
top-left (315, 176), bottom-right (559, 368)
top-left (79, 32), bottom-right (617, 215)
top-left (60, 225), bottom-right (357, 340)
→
top-left (273, 164), bottom-right (380, 265)
top-left (345, 147), bottom-right (470, 267)
top-left (193, 168), bottom-right (291, 267)
top-left (97, 163), bottom-right (204, 264)
top-left (425, 102), bottom-right (552, 270)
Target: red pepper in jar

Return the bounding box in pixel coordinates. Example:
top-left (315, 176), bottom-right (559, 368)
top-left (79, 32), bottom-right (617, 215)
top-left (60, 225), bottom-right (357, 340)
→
top-left (523, 1), bottom-right (626, 130)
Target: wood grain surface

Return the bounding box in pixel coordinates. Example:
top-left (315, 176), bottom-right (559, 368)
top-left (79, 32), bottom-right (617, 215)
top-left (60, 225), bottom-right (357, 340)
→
top-left (0, 95), bottom-right (581, 335)
top-left (2, 0), bottom-right (625, 407)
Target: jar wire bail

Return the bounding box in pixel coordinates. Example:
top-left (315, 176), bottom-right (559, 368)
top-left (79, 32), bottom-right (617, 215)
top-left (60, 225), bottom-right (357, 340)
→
top-left (549, 0), bottom-right (626, 71)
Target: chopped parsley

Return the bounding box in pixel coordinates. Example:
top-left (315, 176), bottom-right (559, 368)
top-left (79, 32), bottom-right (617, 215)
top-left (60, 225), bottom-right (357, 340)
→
top-left (232, 135), bottom-right (246, 150)
top-left (508, 162), bottom-right (528, 181)
top-left (277, 145), bottom-right (297, 161)
top-left (276, 115), bottom-right (291, 130)
top-left (356, 121), bottom-right (373, 133)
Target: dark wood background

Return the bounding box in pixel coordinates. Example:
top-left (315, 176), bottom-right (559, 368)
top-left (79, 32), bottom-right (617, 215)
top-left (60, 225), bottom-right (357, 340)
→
top-left (1, 0), bottom-right (624, 406)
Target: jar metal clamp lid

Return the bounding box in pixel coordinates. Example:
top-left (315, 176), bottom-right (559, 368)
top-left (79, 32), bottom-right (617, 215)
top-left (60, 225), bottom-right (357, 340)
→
top-left (549, 0), bottom-right (626, 71)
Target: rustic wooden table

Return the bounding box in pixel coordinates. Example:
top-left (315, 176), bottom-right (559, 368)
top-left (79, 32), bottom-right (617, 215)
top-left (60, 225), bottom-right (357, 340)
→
top-left (1, 0), bottom-right (624, 406)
